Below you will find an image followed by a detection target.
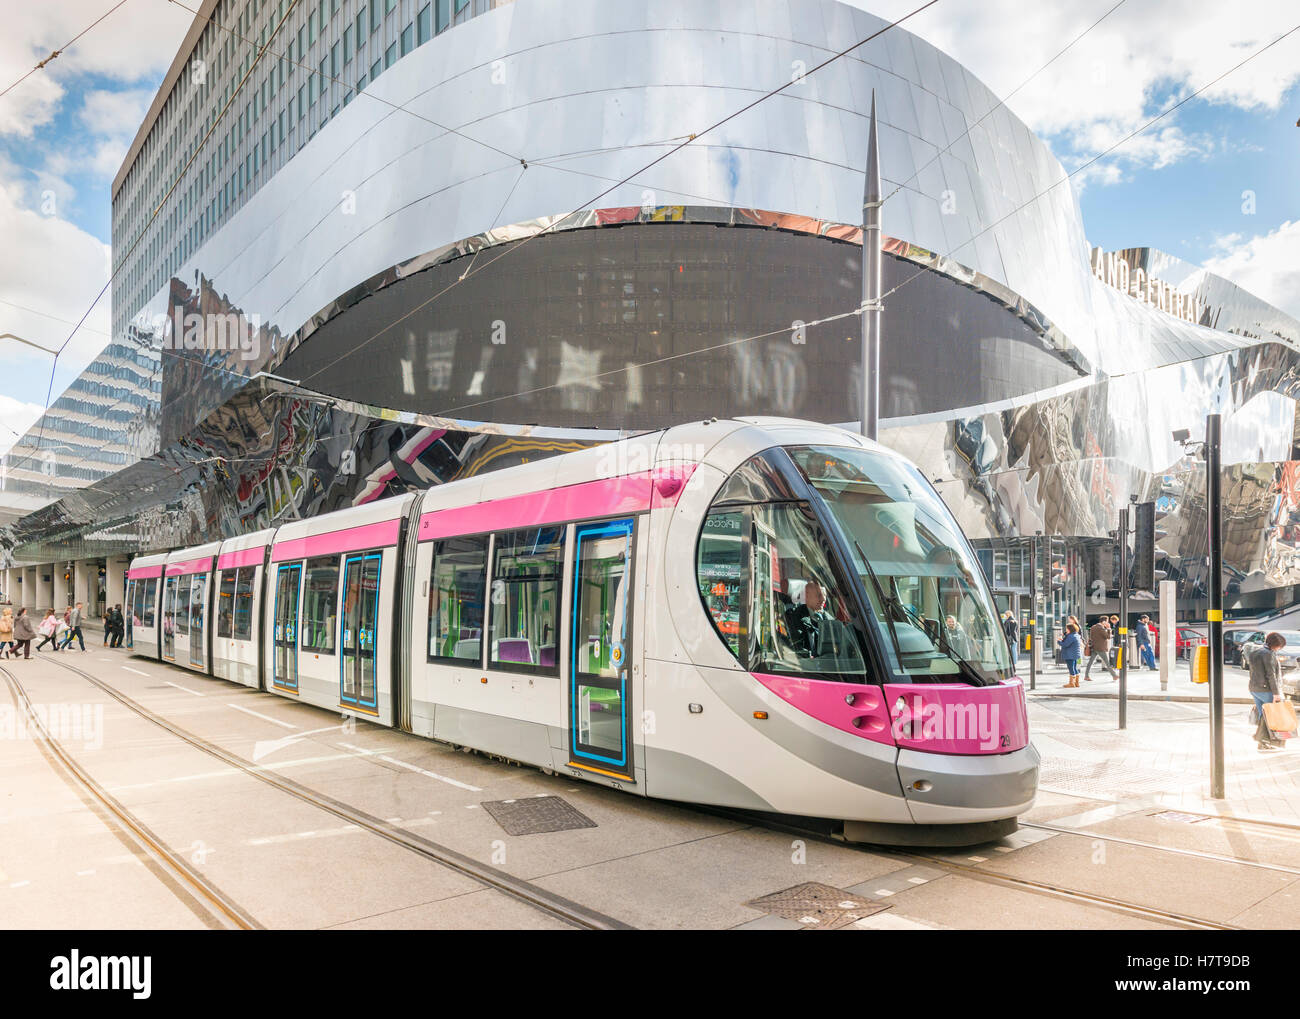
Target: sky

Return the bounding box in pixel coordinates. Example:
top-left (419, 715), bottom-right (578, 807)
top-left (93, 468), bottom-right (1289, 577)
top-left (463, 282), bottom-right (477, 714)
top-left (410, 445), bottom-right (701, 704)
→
top-left (0, 0), bottom-right (1297, 455)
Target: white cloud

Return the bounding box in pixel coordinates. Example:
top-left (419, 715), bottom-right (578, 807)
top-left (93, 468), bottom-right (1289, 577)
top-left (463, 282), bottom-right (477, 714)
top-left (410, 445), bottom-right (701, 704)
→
top-left (0, 174), bottom-right (112, 377)
top-left (0, 394), bottom-right (47, 450)
top-left (859, 0), bottom-right (1300, 181)
top-left (0, 1), bottom-right (189, 137)
top-left (1203, 219), bottom-right (1300, 320)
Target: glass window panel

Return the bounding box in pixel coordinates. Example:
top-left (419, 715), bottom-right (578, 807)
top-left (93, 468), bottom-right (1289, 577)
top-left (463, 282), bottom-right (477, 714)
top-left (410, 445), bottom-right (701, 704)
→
top-left (697, 510), bottom-right (743, 658)
top-left (436, 0), bottom-right (449, 32)
top-left (428, 536), bottom-right (487, 662)
top-left (175, 575), bottom-right (191, 636)
top-left (217, 570), bottom-right (236, 638)
top-left (489, 526), bottom-right (563, 673)
top-left (400, 23), bottom-right (413, 55)
top-left (301, 556), bottom-right (340, 653)
top-left (417, 4), bottom-right (431, 43)
top-left (233, 567), bottom-right (255, 639)
top-left (384, 42), bottom-right (396, 68)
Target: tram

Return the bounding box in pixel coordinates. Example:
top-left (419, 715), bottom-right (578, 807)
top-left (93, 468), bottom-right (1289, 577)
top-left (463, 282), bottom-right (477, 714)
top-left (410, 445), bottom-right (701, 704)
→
top-left (126, 418), bottom-right (1038, 845)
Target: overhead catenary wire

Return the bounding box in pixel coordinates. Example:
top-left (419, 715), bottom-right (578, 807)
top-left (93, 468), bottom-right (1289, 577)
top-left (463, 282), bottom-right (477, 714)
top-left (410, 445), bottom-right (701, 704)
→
top-left (0, 0), bottom-right (133, 102)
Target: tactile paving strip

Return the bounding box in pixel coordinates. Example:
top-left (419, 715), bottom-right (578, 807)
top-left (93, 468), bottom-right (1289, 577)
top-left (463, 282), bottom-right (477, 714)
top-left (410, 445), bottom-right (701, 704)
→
top-left (745, 882), bottom-right (889, 929)
top-left (480, 795), bottom-right (597, 836)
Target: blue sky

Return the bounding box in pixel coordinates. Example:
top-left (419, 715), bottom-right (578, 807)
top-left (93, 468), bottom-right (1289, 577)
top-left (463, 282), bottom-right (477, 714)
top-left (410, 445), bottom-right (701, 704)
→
top-left (0, 0), bottom-right (1297, 452)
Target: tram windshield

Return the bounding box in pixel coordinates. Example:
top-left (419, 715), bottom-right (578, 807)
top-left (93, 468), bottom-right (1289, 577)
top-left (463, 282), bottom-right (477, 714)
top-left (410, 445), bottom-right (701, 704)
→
top-left (787, 445), bottom-right (1012, 685)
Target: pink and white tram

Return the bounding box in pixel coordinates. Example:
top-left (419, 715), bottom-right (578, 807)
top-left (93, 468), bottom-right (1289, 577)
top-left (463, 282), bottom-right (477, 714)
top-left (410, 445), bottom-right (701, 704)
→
top-left (127, 418), bottom-right (1039, 845)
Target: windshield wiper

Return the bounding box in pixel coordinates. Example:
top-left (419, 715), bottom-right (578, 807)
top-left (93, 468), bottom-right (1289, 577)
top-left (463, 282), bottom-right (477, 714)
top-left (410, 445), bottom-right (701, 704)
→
top-left (854, 539), bottom-right (903, 664)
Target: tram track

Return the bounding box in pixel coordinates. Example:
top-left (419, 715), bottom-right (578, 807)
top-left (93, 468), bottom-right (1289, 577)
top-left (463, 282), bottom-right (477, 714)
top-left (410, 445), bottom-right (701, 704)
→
top-left (698, 806), bottom-right (1243, 930)
top-left (0, 663), bottom-right (262, 931)
top-left (37, 656), bottom-right (633, 931)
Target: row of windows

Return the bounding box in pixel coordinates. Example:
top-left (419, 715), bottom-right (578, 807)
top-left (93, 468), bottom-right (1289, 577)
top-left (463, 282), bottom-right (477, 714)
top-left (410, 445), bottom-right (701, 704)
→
top-left (114, 0), bottom-right (489, 337)
top-left (427, 526), bottom-right (567, 677)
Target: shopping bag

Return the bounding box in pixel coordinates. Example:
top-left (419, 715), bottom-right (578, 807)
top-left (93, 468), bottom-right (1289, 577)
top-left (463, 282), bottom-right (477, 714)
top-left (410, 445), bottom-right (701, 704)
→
top-left (1262, 700), bottom-right (1298, 739)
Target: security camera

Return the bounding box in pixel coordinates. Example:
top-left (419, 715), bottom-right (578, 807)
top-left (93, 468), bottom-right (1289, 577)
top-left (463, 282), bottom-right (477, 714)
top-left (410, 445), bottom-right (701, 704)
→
top-left (1171, 428), bottom-right (1190, 444)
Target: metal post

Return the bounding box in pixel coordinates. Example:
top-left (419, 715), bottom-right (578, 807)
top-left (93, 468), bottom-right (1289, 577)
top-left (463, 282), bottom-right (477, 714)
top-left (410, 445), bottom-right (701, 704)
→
top-left (861, 90), bottom-right (881, 441)
top-left (1028, 534), bottom-right (1038, 691)
top-left (1206, 413), bottom-right (1225, 799)
top-left (1118, 507), bottom-right (1129, 730)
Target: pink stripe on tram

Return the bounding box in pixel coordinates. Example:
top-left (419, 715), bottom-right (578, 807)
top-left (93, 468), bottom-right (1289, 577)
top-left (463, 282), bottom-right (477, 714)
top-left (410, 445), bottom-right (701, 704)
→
top-left (127, 565), bottom-right (162, 580)
top-left (751, 672), bottom-right (895, 747)
top-left (882, 679), bottom-right (1029, 756)
top-left (216, 547), bottom-right (267, 570)
top-left (418, 465), bottom-right (696, 541)
top-left (271, 518), bottom-right (401, 562)
top-left (166, 556), bottom-right (214, 577)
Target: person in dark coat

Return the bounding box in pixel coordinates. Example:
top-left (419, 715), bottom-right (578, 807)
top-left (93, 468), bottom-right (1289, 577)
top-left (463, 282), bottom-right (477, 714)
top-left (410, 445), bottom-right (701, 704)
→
top-left (107, 604), bottom-right (125, 648)
top-left (1136, 614), bottom-right (1156, 671)
top-left (1247, 632), bottom-right (1287, 751)
top-left (1084, 617), bottom-right (1118, 681)
top-left (1001, 611), bottom-right (1019, 656)
top-left (12, 608), bottom-right (37, 660)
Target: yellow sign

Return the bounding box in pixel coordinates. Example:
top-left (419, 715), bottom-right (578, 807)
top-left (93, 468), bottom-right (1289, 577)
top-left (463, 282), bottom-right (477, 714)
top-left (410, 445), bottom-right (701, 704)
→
top-left (1191, 645), bottom-right (1209, 684)
top-left (1207, 609), bottom-right (1223, 622)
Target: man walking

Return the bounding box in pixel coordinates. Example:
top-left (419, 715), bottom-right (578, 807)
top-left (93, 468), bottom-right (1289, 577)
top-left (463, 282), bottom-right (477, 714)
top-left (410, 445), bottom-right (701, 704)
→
top-left (1085, 616), bottom-right (1118, 681)
top-left (1136, 614), bottom-right (1156, 671)
top-left (66, 601), bottom-right (86, 652)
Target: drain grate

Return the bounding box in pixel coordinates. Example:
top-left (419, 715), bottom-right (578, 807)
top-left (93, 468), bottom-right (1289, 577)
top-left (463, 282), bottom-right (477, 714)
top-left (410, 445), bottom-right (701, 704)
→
top-left (480, 795), bottom-right (597, 836)
top-left (746, 882), bottom-right (889, 929)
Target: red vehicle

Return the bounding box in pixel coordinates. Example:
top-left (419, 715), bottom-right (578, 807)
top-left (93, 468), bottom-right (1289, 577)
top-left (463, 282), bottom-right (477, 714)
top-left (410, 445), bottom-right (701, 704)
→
top-left (1147, 624), bottom-right (1207, 660)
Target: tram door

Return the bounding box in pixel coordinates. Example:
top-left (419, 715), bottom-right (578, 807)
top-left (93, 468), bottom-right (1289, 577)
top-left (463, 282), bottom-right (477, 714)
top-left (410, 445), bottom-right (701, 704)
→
top-left (567, 518), bottom-right (635, 781)
top-left (273, 563), bottom-right (301, 691)
top-left (339, 553), bottom-right (380, 712)
top-left (162, 577), bottom-right (177, 660)
top-left (190, 573), bottom-right (208, 669)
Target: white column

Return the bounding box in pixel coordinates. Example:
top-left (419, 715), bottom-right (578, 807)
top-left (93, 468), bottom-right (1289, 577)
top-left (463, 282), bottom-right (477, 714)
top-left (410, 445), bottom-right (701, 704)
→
top-left (52, 562), bottom-right (69, 610)
top-left (106, 555), bottom-right (128, 611)
top-left (22, 566), bottom-right (37, 611)
top-left (1158, 579), bottom-right (1176, 691)
top-left (35, 565), bottom-right (53, 611)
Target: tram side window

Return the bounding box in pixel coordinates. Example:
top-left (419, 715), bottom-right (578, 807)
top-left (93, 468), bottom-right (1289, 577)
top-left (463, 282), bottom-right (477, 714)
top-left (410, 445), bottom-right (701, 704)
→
top-left (301, 556), bottom-right (340, 653)
top-left (175, 576), bottom-right (191, 637)
top-left (428, 535), bottom-right (487, 662)
top-left (233, 568), bottom-right (255, 640)
top-left (217, 571), bottom-right (236, 638)
top-left (698, 510), bottom-right (743, 657)
top-left (488, 526), bottom-right (563, 674)
top-left (140, 579), bottom-right (156, 628)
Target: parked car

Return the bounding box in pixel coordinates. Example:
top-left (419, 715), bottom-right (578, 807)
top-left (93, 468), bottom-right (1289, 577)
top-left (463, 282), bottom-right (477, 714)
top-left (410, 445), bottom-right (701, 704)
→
top-left (1175, 627), bottom-right (1207, 660)
top-left (1224, 628), bottom-right (1260, 666)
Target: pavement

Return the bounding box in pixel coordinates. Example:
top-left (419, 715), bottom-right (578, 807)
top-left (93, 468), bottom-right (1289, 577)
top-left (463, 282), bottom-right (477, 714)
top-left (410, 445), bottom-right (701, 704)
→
top-left (1024, 654), bottom-right (1257, 703)
top-left (3, 644), bottom-right (1299, 929)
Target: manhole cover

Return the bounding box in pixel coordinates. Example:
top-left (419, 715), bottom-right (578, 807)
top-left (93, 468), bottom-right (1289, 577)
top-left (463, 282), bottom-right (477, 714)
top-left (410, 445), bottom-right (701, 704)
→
top-left (480, 795), bottom-right (596, 836)
top-left (746, 882), bottom-right (888, 929)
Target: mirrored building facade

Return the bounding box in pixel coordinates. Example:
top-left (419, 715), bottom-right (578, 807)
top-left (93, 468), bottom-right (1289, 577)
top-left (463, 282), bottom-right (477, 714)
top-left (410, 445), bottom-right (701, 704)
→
top-left (3, 0), bottom-right (1299, 626)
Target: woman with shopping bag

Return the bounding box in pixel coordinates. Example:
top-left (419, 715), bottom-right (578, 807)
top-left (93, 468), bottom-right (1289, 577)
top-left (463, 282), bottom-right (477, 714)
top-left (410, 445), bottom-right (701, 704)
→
top-left (1248, 632), bottom-right (1289, 751)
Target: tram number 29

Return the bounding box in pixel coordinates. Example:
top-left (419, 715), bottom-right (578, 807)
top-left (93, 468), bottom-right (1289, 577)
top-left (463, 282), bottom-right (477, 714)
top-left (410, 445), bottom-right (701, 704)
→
top-left (1000, 734), bottom-right (1010, 748)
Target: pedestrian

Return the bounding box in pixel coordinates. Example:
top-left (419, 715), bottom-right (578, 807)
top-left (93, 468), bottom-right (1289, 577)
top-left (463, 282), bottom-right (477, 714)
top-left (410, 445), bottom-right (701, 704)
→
top-left (0, 607), bottom-right (13, 659)
top-left (108, 604), bottom-right (125, 648)
top-left (64, 601), bottom-right (86, 652)
top-left (1136, 614), bottom-right (1156, 671)
top-left (54, 612), bottom-right (71, 651)
top-left (1060, 621), bottom-right (1084, 688)
top-left (12, 608), bottom-right (36, 660)
top-left (1084, 616), bottom-right (1118, 681)
top-left (35, 609), bottom-right (58, 652)
top-left (1001, 610), bottom-right (1019, 656)
top-left (1247, 632), bottom-right (1288, 752)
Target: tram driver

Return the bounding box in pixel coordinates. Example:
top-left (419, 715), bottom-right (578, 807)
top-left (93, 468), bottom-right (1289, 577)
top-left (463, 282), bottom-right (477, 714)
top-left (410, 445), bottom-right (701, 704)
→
top-left (785, 580), bottom-right (851, 661)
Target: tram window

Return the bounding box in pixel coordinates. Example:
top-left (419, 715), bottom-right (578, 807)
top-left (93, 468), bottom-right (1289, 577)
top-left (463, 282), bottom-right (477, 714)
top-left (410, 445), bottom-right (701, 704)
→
top-left (745, 502), bottom-right (864, 679)
top-left (488, 526), bottom-right (563, 674)
top-left (217, 570), bottom-right (236, 638)
top-left (301, 556), bottom-right (340, 653)
top-left (233, 568), bottom-right (255, 640)
top-left (175, 576), bottom-right (191, 637)
top-left (698, 510), bottom-right (743, 657)
top-left (428, 535), bottom-right (487, 663)
top-left (140, 578), bottom-right (156, 628)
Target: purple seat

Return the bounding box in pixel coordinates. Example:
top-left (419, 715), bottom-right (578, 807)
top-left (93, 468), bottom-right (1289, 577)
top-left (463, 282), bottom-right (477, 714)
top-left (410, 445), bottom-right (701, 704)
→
top-left (538, 644), bottom-right (556, 667)
top-left (495, 638), bottom-right (533, 664)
